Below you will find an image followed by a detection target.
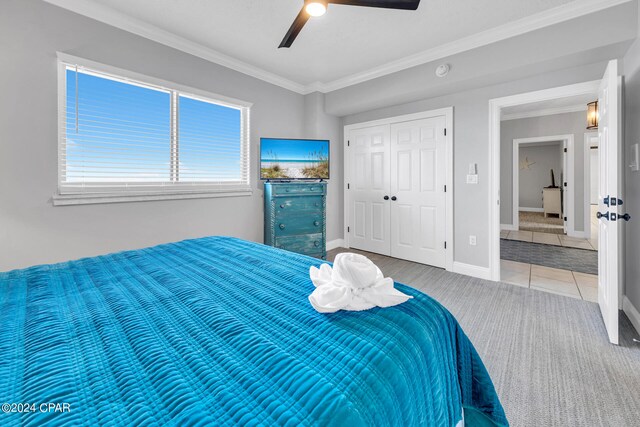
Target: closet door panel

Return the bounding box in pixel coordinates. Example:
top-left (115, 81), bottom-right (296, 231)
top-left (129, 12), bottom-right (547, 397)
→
top-left (390, 117), bottom-right (447, 267)
top-left (347, 125), bottom-right (391, 255)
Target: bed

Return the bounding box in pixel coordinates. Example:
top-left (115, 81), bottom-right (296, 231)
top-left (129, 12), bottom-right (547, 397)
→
top-left (0, 236), bottom-right (507, 426)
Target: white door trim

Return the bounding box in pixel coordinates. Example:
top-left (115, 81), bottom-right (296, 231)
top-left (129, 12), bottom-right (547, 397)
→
top-left (344, 107), bottom-right (454, 272)
top-left (488, 80), bottom-right (600, 281)
top-left (512, 135), bottom-right (573, 233)
top-left (584, 132), bottom-right (599, 237)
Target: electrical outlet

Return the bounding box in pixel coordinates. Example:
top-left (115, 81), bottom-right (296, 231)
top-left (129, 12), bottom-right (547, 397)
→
top-left (469, 235), bottom-right (477, 246)
top-left (466, 174), bottom-right (478, 184)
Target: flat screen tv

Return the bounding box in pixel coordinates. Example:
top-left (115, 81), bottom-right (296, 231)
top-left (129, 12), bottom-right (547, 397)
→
top-left (260, 138), bottom-right (329, 180)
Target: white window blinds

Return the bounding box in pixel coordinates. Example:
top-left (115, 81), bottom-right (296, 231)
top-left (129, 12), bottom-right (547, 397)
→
top-left (59, 62), bottom-right (251, 197)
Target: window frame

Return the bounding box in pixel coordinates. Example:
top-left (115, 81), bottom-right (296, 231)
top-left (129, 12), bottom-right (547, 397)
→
top-left (54, 53), bottom-right (252, 206)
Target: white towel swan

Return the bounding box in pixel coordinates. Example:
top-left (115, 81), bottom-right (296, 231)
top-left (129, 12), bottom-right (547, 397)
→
top-left (308, 253), bottom-right (413, 313)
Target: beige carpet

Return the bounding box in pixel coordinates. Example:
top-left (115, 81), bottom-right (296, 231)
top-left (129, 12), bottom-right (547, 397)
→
top-left (519, 211), bottom-right (565, 234)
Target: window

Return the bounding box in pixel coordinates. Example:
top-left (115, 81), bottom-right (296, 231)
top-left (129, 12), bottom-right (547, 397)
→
top-left (56, 56), bottom-right (251, 205)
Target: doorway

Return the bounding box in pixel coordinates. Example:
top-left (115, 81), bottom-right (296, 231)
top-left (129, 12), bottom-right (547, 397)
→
top-left (511, 135), bottom-right (570, 236)
top-left (501, 128), bottom-right (598, 302)
top-left (489, 60), bottom-right (624, 344)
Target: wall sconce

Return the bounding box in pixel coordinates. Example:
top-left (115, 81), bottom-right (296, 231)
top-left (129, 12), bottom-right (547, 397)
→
top-left (587, 100), bottom-right (598, 129)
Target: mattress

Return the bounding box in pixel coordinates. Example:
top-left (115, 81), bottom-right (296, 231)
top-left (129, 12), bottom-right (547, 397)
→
top-left (0, 236), bottom-right (507, 426)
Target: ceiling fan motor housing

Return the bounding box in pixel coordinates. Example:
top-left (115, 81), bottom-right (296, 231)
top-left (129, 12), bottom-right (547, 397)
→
top-left (280, 0), bottom-right (422, 48)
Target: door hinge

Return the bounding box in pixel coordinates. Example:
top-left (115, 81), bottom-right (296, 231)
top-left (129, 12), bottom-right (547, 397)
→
top-left (444, 241), bottom-right (447, 249)
top-left (347, 183), bottom-right (350, 190)
top-left (564, 216), bottom-right (567, 221)
top-left (347, 226), bottom-right (350, 233)
top-left (564, 148), bottom-right (567, 153)
top-left (564, 182), bottom-right (567, 187)
top-left (347, 140), bottom-right (350, 147)
top-left (444, 185), bottom-right (447, 192)
top-left (444, 128), bottom-right (447, 136)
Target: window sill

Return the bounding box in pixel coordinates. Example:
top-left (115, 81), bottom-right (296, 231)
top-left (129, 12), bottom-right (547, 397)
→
top-left (52, 189), bottom-right (253, 206)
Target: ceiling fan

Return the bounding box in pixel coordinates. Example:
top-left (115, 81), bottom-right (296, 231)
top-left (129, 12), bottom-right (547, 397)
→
top-left (279, 0), bottom-right (421, 48)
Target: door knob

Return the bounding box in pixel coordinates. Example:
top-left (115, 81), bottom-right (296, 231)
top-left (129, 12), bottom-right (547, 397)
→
top-left (604, 196), bottom-right (624, 207)
top-left (314, 220), bottom-right (320, 226)
top-left (279, 224), bottom-right (286, 229)
top-left (391, 196), bottom-right (397, 201)
top-left (384, 195), bottom-right (389, 200)
top-left (597, 212), bottom-right (610, 220)
top-left (618, 213), bottom-right (631, 221)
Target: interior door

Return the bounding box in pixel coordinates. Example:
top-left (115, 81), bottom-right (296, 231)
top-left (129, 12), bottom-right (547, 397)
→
top-left (348, 125), bottom-right (391, 255)
top-left (597, 59), bottom-right (621, 345)
top-left (389, 117), bottom-right (447, 267)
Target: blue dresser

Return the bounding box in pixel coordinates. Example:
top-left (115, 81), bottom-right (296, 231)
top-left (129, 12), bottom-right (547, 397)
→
top-left (264, 182), bottom-right (327, 260)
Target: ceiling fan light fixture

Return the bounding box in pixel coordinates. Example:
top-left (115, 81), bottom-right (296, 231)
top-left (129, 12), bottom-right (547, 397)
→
top-left (305, 0), bottom-right (327, 17)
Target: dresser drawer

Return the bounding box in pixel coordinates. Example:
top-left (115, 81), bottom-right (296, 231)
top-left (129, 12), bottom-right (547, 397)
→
top-left (273, 214), bottom-right (324, 236)
top-left (275, 234), bottom-right (324, 253)
top-left (272, 184), bottom-right (326, 196)
top-left (274, 196), bottom-right (324, 215)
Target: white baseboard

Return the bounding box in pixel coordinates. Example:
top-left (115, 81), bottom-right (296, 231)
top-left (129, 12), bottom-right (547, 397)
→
top-left (623, 296), bottom-right (640, 336)
top-left (452, 261), bottom-right (492, 281)
top-left (326, 239), bottom-right (345, 251)
top-left (519, 207), bottom-right (544, 212)
top-left (501, 224), bottom-right (517, 231)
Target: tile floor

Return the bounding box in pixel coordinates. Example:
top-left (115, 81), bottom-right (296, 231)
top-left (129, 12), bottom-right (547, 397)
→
top-left (500, 259), bottom-right (598, 302)
top-left (500, 229), bottom-right (597, 250)
top-left (501, 213), bottom-right (599, 301)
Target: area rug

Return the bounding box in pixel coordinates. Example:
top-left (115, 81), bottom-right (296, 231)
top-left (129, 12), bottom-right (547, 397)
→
top-left (519, 211), bottom-right (565, 234)
top-left (501, 239), bottom-right (598, 275)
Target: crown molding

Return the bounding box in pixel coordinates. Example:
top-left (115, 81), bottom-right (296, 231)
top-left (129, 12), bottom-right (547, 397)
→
top-left (43, 0), bottom-right (308, 94)
top-left (314, 0), bottom-right (633, 92)
top-left (502, 104), bottom-right (587, 121)
top-left (44, 0), bottom-right (632, 96)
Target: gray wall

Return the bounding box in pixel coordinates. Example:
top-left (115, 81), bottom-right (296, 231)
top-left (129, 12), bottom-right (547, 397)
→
top-left (622, 24), bottom-right (640, 313)
top-left (342, 62), bottom-right (611, 268)
top-left (500, 112), bottom-right (588, 230)
top-left (0, 0), bottom-right (342, 271)
top-left (303, 92), bottom-right (344, 242)
top-left (518, 144), bottom-right (562, 209)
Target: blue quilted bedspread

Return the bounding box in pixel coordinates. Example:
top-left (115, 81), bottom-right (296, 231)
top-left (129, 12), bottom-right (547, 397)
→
top-left (0, 237), bottom-right (507, 426)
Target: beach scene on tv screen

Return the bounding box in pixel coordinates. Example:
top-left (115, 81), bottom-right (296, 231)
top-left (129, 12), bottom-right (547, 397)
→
top-left (261, 139), bottom-right (329, 179)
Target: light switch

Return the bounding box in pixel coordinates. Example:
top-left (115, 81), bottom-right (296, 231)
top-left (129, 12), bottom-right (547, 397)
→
top-left (466, 174), bottom-right (478, 184)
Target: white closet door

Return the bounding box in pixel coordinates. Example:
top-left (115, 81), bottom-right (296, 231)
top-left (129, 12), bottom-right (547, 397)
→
top-left (348, 125), bottom-right (391, 255)
top-left (390, 117), bottom-right (447, 267)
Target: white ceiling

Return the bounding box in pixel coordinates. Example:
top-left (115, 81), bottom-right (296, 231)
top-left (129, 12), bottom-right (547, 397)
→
top-left (45, 0), bottom-right (633, 93)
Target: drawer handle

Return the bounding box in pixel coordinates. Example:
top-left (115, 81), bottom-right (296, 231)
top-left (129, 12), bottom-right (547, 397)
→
top-left (314, 220), bottom-right (320, 226)
top-left (314, 241), bottom-right (320, 247)
top-left (279, 224), bottom-right (286, 230)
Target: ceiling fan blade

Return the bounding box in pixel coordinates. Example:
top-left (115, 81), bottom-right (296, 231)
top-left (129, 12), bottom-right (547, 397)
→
top-left (328, 0), bottom-right (420, 10)
top-left (279, 8), bottom-right (310, 49)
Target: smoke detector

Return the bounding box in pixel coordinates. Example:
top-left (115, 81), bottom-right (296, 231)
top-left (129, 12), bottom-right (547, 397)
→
top-left (435, 64), bottom-right (450, 78)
